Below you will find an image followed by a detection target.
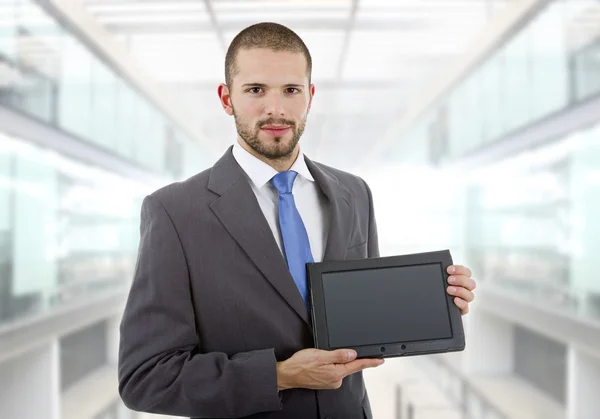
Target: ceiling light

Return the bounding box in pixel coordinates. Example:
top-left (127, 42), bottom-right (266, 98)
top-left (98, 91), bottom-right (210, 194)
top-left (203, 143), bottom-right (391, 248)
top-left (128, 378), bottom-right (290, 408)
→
top-left (213, 0), bottom-right (351, 12)
top-left (218, 10), bottom-right (350, 22)
top-left (87, 2), bottom-right (206, 14)
top-left (96, 12), bottom-right (210, 24)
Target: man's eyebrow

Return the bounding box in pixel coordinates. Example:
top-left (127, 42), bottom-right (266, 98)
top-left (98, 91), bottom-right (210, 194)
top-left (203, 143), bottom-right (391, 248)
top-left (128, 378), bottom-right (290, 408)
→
top-left (241, 83), bottom-right (304, 88)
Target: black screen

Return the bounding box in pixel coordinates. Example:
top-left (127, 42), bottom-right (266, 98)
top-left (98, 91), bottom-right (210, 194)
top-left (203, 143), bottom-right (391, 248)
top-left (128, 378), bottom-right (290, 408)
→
top-left (321, 263), bottom-right (453, 348)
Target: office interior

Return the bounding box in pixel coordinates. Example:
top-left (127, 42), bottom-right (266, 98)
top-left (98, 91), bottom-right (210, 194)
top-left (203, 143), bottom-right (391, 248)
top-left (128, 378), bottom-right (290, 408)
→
top-left (0, 0), bottom-right (599, 418)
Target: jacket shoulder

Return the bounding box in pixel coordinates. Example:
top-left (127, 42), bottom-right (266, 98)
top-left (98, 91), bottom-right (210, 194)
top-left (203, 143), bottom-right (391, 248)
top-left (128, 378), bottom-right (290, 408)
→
top-left (148, 167), bottom-right (214, 208)
top-left (312, 161), bottom-right (370, 195)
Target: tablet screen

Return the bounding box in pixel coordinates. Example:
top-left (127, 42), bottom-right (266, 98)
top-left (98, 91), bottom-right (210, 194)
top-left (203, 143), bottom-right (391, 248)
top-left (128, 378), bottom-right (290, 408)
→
top-left (320, 263), bottom-right (453, 348)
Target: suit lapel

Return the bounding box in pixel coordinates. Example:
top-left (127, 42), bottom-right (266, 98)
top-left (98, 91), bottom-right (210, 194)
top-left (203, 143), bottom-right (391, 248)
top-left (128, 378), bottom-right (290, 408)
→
top-left (208, 147), bottom-right (311, 325)
top-left (304, 157), bottom-right (353, 262)
top-left (207, 148), bottom-right (355, 326)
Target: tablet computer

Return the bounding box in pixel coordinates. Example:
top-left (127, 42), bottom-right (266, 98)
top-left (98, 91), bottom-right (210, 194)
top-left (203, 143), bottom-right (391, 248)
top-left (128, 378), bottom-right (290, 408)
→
top-left (307, 249), bottom-right (465, 359)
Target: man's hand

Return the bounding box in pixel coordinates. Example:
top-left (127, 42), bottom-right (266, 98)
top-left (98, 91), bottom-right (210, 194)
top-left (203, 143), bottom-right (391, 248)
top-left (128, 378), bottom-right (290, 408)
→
top-left (446, 264), bottom-right (476, 315)
top-left (276, 348), bottom-right (384, 391)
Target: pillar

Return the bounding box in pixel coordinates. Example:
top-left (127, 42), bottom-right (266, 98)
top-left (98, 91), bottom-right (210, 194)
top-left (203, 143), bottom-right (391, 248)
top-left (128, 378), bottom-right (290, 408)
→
top-left (0, 340), bottom-right (60, 419)
top-left (567, 347), bottom-right (600, 419)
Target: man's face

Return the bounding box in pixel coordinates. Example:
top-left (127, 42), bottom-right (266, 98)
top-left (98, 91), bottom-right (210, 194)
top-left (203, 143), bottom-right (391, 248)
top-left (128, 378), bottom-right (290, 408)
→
top-left (218, 48), bottom-right (314, 160)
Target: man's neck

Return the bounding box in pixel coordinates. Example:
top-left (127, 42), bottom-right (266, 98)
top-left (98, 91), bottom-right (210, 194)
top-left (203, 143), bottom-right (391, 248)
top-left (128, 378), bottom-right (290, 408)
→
top-left (237, 138), bottom-right (299, 172)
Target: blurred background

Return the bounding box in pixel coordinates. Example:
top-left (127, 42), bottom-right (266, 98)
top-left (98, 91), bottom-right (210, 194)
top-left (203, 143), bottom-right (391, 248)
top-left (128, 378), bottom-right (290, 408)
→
top-left (0, 0), bottom-right (599, 418)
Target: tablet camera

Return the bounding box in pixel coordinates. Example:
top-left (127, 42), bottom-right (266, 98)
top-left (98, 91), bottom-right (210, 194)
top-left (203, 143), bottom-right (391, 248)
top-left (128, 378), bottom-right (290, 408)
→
top-left (380, 346), bottom-right (386, 353)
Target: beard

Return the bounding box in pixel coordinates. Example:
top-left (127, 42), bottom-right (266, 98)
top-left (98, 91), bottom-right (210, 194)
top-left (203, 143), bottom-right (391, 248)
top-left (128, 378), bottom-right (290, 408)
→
top-left (233, 110), bottom-right (307, 160)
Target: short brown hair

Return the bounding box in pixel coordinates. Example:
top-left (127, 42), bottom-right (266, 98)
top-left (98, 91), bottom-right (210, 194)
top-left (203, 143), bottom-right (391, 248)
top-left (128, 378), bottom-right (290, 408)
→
top-left (225, 22), bottom-right (312, 87)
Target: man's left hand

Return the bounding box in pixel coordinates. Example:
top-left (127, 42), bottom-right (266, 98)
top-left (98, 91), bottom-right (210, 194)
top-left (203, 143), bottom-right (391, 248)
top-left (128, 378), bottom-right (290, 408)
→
top-left (446, 265), bottom-right (476, 315)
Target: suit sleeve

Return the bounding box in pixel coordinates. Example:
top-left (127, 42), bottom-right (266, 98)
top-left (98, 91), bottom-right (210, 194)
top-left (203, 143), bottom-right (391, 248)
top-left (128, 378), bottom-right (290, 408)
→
top-left (118, 194), bottom-right (283, 418)
top-left (363, 179), bottom-right (380, 258)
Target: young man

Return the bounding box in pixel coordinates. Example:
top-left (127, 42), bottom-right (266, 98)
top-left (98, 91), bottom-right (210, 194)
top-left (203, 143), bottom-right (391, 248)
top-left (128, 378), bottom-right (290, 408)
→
top-left (118, 22), bottom-right (476, 419)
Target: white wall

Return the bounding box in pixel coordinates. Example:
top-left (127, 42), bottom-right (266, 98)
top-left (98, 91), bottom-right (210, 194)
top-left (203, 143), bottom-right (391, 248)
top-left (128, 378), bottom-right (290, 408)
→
top-left (567, 347), bottom-right (600, 419)
top-left (0, 341), bottom-right (60, 419)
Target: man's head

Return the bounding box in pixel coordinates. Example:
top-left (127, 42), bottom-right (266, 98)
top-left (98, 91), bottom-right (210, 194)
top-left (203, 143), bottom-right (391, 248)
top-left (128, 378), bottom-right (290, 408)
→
top-left (218, 23), bottom-right (315, 162)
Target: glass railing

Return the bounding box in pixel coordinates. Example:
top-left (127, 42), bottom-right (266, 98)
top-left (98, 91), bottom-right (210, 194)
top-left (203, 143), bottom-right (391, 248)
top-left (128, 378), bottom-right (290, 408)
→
top-left (0, 131), bottom-right (158, 328)
top-left (0, 0), bottom-right (206, 179)
top-left (416, 357), bottom-right (510, 419)
top-left (0, 0), bottom-right (215, 329)
top-left (0, 49), bottom-right (56, 124)
top-left (375, 120), bottom-right (600, 329)
top-left (390, 0), bottom-right (600, 163)
top-left (463, 120), bottom-right (600, 323)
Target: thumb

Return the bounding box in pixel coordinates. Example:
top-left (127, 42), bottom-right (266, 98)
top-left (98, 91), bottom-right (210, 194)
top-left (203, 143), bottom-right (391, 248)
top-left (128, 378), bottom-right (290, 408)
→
top-left (327, 349), bottom-right (357, 364)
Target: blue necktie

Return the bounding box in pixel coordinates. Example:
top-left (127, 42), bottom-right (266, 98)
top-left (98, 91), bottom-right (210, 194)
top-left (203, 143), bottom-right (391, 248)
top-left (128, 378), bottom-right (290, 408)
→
top-left (271, 171), bottom-right (314, 312)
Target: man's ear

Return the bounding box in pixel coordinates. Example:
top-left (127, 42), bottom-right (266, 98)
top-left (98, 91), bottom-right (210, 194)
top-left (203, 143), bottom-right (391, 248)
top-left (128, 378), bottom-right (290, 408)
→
top-left (307, 84), bottom-right (315, 113)
top-left (218, 83), bottom-right (234, 116)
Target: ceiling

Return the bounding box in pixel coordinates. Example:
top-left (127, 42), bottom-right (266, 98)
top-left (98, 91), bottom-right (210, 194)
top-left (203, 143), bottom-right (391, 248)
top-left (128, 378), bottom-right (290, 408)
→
top-left (79, 0), bottom-right (519, 170)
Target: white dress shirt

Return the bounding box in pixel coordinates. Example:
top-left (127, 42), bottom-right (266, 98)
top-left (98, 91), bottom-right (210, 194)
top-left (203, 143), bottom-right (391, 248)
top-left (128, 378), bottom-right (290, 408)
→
top-left (232, 141), bottom-right (329, 263)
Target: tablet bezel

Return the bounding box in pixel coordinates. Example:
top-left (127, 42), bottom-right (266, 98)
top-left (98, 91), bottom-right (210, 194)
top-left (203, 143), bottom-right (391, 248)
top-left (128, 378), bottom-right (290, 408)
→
top-left (307, 249), bottom-right (465, 358)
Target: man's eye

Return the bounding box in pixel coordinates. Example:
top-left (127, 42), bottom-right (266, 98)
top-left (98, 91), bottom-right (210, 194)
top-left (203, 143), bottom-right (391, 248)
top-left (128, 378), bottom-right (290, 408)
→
top-left (286, 88), bottom-right (299, 94)
top-left (248, 87), bottom-right (263, 94)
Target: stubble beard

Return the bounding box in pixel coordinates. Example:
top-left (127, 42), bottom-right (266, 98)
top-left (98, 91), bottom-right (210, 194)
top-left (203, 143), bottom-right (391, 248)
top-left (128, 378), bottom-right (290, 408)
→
top-left (233, 109), bottom-right (307, 161)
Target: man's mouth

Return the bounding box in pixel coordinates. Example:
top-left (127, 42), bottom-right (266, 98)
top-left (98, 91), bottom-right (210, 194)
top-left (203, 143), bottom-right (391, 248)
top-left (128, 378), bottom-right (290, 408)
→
top-left (261, 125), bottom-right (292, 136)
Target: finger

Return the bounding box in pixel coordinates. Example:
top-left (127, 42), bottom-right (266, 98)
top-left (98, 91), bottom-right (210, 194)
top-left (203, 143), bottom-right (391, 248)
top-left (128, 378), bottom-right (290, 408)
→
top-left (447, 275), bottom-right (477, 291)
top-left (340, 358), bottom-right (385, 376)
top-left (447, 286), bottom-right (475, 302)
top-left (447, 265), bottom-right (472, 278)
top-left (324, 349), bottom-right (357, 364)
top-left (454, 297), bottom-right (469, 315)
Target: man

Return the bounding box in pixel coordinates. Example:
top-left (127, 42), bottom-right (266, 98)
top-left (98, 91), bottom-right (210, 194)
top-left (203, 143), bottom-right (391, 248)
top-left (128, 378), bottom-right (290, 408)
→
top-left (118, 22), bottom-right (476, 419)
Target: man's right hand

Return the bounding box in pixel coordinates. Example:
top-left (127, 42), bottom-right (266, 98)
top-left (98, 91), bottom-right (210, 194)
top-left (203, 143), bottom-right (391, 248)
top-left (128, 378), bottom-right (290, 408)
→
top-left (276, 348), bottom-right (385, 391)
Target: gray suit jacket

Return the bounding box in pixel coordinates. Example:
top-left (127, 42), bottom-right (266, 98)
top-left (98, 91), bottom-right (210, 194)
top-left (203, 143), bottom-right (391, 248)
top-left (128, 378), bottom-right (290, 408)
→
top-left (118, 146), bottom-right (380, 419)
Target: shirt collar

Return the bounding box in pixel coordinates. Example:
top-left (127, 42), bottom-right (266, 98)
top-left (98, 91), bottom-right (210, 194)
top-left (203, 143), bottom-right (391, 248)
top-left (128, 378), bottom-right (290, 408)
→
top-left (233, 141), bottom-right (314, 189)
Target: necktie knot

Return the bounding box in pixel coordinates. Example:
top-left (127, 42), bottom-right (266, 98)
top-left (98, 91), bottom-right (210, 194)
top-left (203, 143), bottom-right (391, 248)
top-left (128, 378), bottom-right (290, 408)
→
top-left (271, 171), bottom-right (298, 195)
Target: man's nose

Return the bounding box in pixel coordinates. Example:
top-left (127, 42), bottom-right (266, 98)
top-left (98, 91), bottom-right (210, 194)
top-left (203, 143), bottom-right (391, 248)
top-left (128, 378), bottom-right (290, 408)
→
top-left (265, 92), bottom-right (285, 116)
